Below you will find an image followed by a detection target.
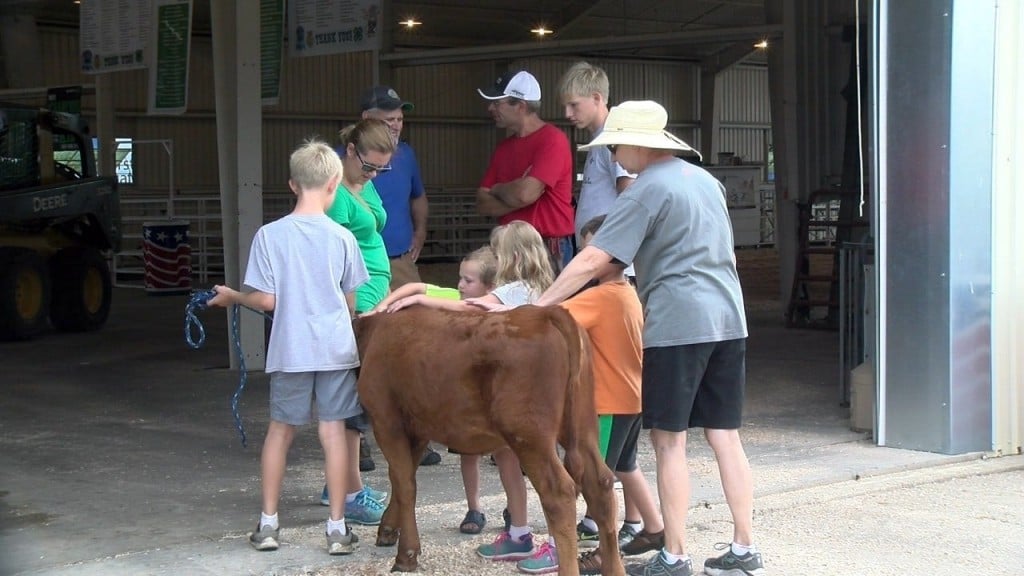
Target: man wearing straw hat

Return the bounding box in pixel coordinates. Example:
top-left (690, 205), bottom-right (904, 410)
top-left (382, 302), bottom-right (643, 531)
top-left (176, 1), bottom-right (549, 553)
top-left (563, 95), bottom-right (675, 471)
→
top-left (504, 100), bottom-right (765, 576)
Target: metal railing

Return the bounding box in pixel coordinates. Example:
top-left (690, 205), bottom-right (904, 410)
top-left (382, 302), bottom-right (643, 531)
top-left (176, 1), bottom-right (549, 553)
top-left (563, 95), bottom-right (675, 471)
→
top-left (838, 241), bottom-right (874, 405)
top-left (419, 186), bottom-right (496, 261)
top-left (113, 193), bottom-right (226, 287)
top-left (112, 186), bottom-right (494, 285)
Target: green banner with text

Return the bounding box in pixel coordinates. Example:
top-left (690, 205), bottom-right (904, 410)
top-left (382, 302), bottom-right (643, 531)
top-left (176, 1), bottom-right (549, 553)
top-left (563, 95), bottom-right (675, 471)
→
top-left (261, 0), bottom-right (285, 105)
top-left (148, 0), bottom-right (193, 115)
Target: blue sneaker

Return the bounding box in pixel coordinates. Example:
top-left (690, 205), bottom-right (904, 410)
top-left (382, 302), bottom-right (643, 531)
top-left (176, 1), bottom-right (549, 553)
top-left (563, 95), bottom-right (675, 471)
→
top-left (476, 530), bottom-right (534, 561)
top-left (320, 484), bottom-right (387, 506)
top-left (516, 540), bottom-right (559, 573)
top-left (345, 489), bottom-right (385, 525)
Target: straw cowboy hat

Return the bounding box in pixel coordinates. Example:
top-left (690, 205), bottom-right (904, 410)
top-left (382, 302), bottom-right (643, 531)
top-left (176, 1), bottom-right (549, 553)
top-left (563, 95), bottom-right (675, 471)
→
top-left (579, 100), bottom-right (700, 158)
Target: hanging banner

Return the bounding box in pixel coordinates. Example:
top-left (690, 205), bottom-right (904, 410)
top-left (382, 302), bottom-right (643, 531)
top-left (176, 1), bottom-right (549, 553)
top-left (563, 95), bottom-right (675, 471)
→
top-left (79, 0), bottom-right (151, 74)
top-left (288, 0), bottom-right (383, 57)
top-left (261, 0), bottom-right (285, 105)
top-left (147, 0), bottom-right (193, 115)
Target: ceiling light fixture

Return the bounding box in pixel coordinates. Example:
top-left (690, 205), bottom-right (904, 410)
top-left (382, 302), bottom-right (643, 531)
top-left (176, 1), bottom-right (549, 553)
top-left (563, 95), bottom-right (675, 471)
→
top-left (754, 39), bottom-right (769, 49)
top-left (400, 18), bottom-right (421, 29)
top-left (531, 26), bottom-right (553, 37)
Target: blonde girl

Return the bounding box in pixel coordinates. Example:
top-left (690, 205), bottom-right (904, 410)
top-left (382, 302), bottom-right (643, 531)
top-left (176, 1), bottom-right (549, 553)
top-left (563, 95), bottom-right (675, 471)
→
top-left (384, 220), bottom-right (553, 313)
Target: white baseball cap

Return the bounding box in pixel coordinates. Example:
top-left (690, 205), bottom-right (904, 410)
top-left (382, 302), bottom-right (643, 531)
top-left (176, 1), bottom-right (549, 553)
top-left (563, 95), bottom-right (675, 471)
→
top-left (477, 70), bottom-right (542, 101)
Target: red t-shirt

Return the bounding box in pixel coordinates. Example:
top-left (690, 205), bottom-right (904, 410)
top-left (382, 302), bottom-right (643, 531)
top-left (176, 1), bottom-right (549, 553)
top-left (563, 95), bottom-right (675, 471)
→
top-left (480, 123), bottom-right (575, 238)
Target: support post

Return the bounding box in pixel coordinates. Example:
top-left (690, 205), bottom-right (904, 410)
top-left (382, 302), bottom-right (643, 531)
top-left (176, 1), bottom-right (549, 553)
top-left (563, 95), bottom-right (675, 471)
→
top-left (211, 0), bottom-right (266, 369)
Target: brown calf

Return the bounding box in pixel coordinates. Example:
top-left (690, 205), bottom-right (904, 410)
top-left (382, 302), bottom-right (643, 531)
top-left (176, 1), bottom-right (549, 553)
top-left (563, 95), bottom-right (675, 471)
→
top-left (354, 305), bottom-right (624, 576)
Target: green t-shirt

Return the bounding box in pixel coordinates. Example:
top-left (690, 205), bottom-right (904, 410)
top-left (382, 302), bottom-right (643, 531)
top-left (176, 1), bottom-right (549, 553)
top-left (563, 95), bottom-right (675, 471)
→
top-left (326, 180), bottom-right (391, 311)
top-left (425, 284), bottom-right (460, 300)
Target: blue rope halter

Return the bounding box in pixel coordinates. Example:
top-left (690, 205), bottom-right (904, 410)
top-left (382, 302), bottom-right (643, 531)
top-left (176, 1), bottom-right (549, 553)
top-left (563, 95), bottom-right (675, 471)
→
top-left (185, 289), bottom-right (273, 448)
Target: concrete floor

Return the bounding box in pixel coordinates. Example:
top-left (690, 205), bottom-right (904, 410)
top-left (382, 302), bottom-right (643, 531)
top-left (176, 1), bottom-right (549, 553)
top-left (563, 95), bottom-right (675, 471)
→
top-left (0, 260), bottom-right (1017, 576)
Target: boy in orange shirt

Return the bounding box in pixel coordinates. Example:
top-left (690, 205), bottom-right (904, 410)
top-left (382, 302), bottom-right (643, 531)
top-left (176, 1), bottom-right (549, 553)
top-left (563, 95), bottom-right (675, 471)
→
top-left (516, 214), bottom-right (664, 575)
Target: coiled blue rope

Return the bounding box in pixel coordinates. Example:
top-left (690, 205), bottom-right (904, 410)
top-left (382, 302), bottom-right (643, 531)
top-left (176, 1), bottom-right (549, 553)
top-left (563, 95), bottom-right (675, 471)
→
top-left (185, 289), bottom-right (273, 448)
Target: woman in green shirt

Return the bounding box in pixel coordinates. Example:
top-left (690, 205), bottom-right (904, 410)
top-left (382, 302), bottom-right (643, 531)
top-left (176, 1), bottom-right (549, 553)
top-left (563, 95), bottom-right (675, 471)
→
top-left (328, 119), bottom-right (395, 313)
top-left (322, 118), bottom-right (396, 526)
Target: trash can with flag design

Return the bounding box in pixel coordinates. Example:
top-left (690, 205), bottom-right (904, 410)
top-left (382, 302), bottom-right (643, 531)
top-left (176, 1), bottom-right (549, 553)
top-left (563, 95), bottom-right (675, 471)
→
top-left (142, 220), bottom-right (192, 294)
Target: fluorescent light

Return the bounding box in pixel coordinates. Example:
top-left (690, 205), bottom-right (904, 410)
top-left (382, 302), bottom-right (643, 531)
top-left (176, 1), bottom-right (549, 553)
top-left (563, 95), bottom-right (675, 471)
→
top-left (400, 18), bottom-right (421, 29)
top-left (754, 39), bottom-right (769, 49)
top-left (531, 26), bottom-right (553, 37)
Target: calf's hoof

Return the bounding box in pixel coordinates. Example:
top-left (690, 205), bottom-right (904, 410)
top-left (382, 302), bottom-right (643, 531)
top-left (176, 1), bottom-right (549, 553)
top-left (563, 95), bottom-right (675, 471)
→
top-left (376, 525), bottom-right (399, 547)
top-left (390, 549), bottom-right (419, 572)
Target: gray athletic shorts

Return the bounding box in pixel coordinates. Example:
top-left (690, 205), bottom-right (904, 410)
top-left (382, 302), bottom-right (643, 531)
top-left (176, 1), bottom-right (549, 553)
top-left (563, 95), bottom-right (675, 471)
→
top-left (269, 369), bottom-right (362, 426)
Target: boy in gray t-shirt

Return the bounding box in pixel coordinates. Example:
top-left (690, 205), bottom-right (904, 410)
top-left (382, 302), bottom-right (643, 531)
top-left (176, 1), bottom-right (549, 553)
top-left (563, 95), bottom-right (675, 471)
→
top-left (209, 140), bottom-right (368, 557)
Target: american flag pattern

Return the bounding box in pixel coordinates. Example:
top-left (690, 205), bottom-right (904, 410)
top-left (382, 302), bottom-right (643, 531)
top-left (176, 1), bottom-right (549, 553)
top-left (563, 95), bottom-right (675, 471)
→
top-left (143, 222), bottom-right (192, 292)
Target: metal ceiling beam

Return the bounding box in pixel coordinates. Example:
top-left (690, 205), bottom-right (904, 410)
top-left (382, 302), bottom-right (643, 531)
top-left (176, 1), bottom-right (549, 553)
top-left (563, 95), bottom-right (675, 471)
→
top-left (381, 24), bottom-right (783, 66)
top-left (702, 41), bottom-right (761, 74)
top-left (550, 0), bottom-right (604, 39)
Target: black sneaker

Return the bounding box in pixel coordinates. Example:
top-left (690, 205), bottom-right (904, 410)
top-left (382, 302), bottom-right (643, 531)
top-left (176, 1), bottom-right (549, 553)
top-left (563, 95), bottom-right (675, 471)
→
top-left (420, 446), bottom-right (442, 466)
top-left (359, 436), bottom-right (376, 472)
top-left (249, 523), bottom-right (279, 551)
top-left (626, 553), bottom-right (692, 576)
top-left (703, 543), bottom-right (765, 576)
top-left (576, 519), bottom-right (600, 548)
top-left (620, 529), bottom-right (664, 556)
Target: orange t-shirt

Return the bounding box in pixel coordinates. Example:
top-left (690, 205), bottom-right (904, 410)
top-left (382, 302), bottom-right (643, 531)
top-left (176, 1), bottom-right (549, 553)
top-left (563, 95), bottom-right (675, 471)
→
top-left (560, 280), bottom-right (643, 414)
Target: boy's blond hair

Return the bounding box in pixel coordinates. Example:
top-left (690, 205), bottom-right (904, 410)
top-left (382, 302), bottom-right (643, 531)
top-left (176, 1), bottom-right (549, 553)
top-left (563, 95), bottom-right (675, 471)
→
top-left (559, 61), bottom-right (609, 101)
top-left (490, 220), bottom-right (554, 295)
top-left (462, 245), bottom-right (498, 287)
top-left (289, 139), bottom-right (343, 191)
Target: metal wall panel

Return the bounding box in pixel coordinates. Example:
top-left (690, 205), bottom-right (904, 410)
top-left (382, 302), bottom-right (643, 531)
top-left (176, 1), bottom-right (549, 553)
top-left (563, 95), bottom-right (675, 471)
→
top-left (880, 0), bottom-right (993, 454)
top-left (719, 127), bottom-right (768, 166)
top-left (946, 0), bottom-right (995, 454)
top-left (394, 61), bottom-right (508, 117)
top-left (276, 50), bottom-right (374, 114)
top-left (35, 28), bottom-right (748, 208)
top-left (503, 56), bottom-right (700, 124)
top-left (720, 65), bottom-right (771, 124)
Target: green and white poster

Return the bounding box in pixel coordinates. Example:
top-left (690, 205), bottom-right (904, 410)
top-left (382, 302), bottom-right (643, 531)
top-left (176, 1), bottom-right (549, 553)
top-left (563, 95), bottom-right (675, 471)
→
top-left (261, 0), bottom-right (285, 106)
top-left (148, 0), bottom-right (193, 115)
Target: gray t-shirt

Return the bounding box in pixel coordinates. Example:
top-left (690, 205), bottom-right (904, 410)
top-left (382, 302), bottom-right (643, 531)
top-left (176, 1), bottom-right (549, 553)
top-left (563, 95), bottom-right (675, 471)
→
top-left (591, 158), bottom-right (747, 347)
top-left (244, 213), bottom-right (369, 373)
top-left (491, 280), bottom-right (538, 307)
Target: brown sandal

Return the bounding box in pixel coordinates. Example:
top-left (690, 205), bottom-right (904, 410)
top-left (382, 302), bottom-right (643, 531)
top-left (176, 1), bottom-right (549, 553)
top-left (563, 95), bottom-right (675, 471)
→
top-left (578, 547), bottom-right (605, 575)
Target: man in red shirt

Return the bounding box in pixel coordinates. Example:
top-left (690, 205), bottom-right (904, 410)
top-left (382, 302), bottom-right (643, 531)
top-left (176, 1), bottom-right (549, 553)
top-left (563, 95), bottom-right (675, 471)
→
top-left (476, 70), bottom-right (575, 271)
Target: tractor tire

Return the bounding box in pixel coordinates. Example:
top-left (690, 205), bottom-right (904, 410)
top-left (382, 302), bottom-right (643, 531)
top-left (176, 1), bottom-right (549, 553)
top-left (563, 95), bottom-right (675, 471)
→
top-left (49, 246), bottom-right (112, 332)
top-left (0, 247), bottom-right (51, 341)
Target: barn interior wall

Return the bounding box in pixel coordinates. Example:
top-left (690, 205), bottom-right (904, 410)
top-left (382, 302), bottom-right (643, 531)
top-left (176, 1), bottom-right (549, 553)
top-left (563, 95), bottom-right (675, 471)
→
top-left (27, 28), bottom-right (771, 202)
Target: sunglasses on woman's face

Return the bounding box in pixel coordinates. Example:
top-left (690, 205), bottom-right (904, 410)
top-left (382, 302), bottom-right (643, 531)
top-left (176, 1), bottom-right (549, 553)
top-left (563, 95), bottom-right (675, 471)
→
top-left (355, 149), bottom-right (392, 174)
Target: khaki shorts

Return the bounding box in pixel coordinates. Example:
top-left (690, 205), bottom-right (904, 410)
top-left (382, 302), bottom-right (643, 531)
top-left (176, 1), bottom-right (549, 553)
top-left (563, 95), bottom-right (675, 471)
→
top-left (388, 252), bottom-right (421, 289)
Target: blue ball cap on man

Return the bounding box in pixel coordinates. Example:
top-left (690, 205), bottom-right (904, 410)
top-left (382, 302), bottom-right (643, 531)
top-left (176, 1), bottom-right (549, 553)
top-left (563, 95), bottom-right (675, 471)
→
top-left (360, 86), bottom-right (414, 112)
